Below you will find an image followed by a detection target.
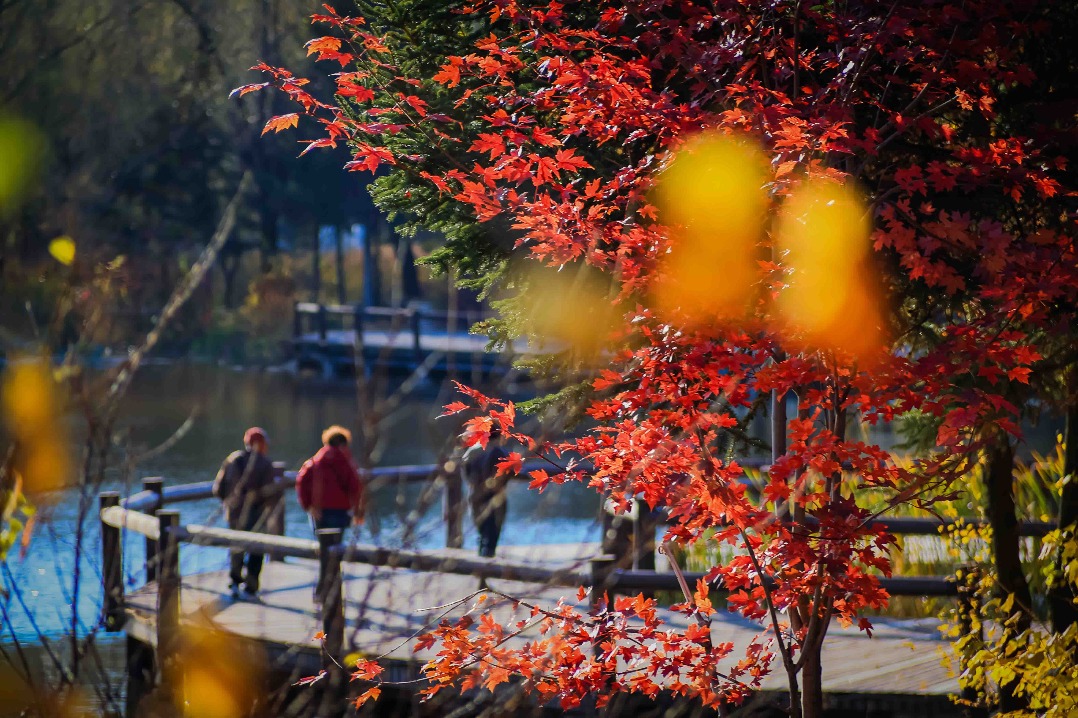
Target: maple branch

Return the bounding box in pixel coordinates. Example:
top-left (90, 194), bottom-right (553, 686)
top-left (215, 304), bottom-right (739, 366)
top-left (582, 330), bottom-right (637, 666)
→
top-left (364, 590), bottom-right (488, 665)
top-left (737, 524), bottom-right (801, 705)
top-left (875, 96), bottom-right (958, 155)
top-left (791, 0), bottom-right (803, 99)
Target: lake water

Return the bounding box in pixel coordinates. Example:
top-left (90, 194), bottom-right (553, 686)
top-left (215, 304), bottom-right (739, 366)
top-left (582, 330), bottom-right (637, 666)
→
top-left (3, 363), bottom-right (603, 645)
top-left (1, 361), bottom-right (1063, 713)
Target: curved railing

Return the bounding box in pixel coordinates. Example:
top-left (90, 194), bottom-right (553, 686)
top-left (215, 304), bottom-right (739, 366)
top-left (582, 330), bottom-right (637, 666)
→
top-left (98, 469), bottom-right (1056, 679)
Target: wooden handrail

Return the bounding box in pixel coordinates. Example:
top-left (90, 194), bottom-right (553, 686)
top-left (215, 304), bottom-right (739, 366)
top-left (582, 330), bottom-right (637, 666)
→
top-left (101, 504), bottom-right (591, 585)
top-left (102, 470), bottom-right (1058, 611)
top-left (293, 302), bottom-right (490, 329)
top-left (610, 569), bottom-right (963, 597)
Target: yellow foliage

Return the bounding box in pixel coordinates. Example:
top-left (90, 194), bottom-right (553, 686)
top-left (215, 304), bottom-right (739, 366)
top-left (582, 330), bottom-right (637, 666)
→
top-left (0, 358), bottom-right (73, 494)
top-left (775, 178), bottom-right (886, 361)
top-left (650, 133), bottom-right (769, 325)
top-left (48, 236), bottom-right (77, 266)
top-left (0, 115), bottom-right (45, 215)
top-left (518, 264), bottom-right (619, 357)
top-left (176, 620), bottom-right (268, 718)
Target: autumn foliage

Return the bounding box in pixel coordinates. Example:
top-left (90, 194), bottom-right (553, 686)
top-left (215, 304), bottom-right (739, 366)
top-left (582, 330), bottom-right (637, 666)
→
top-left (244, 1), bottom-right (1075, 715)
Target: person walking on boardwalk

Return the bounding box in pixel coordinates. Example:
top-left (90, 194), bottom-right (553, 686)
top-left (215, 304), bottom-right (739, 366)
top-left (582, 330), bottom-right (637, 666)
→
top-left (212, 426), bottom-right (277, 600)
top-left (462, 426), bottom-right (509, 559)
top-left (296, 425), bottom-right (365, 534)
top-left (296, 426), bottom-right (365, 605)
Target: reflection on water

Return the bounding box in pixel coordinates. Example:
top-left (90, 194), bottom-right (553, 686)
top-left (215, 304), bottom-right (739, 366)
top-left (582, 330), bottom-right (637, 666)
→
top-left (3, 363), bottom-right (602, 645)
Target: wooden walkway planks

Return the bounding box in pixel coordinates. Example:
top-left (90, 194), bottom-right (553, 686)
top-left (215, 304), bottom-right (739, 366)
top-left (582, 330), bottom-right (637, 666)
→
top-left (121, 544), bottom-right (959, 697)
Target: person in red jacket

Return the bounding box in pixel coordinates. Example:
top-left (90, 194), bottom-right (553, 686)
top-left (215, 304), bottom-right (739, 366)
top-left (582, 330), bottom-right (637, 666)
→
top-left (295, 425), bottom-right (365, 535)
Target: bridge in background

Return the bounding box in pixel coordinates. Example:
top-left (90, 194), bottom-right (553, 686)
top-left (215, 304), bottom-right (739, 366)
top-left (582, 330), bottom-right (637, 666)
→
top-left (290, 302), bottom-right (532, 380)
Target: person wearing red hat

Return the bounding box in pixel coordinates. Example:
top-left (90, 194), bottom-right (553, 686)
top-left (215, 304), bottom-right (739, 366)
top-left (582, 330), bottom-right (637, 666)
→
top-left (212, 426), bottom-right (277, 600)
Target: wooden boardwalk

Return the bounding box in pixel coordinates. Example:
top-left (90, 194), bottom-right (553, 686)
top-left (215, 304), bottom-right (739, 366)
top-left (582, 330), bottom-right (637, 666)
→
top-left (121, 543), bottom-right (959, 697)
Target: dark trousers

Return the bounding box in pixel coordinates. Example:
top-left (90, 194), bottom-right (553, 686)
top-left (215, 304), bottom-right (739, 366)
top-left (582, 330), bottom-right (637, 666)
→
top-left (311, 508), bottom-right (351, 600)
top-left (477, 513), bottom-right (503, 558)
top-left (311, 508), bottom-right (352, 533)
top-left (228, 508), bottom-right (265, 592)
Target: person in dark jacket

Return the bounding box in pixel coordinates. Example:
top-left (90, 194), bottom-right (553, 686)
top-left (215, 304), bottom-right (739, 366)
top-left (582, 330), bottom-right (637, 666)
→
top-left (462, 427), bottom-right (509, 559)
top-left (296, 425), bottom-right (365, 533)
top-left (212, 427), bottom-right (277, 599)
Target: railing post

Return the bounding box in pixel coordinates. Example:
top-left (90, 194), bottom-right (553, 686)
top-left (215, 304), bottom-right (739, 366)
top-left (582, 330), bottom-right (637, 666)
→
top-left (157, 510), bottom-right (182, 704)
top-left (601, 500), bottom-right (634, 568)
top-left (589, 556), bottom-right (616, 613)
top-left (100, 491), bottom-right (124, 632)
top-left (317, 528), bottom-right (345, 663)
top-left (444, 465), bottom-right (464, 549)
top-left (267, 462), bottom-right (287, 561)
top-left (142, 477), bottom-right (164, 583)
top-left (125, 635), bottom-right (155, 718)
top-left (317, 303), bottom-right (328, 343)
top-left (353, 303), bottom-right (365, 345)
top-left (410, 308), bottom-right (422, 366)
top-left (293, 301), bottom-right (303, 339)
top-left (636, 505), bottom-right (659, 572)
top-left (316, 527), bottom-right (347, 714)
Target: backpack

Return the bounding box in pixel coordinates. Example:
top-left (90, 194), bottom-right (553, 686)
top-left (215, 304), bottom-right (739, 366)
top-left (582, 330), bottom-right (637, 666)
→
top-left (212, 450), bottom-right (250, 502)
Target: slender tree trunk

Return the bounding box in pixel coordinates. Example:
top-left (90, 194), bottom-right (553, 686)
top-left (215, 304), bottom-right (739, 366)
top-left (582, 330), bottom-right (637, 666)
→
top-left (800, 648), bottom-right (823, 718)
top-left (335, 225), bottom-right (347, 305)
top-left (260, 201), bottom-right (278, 273)
top-left (397, 236), bottom-right (420, 307)
top-left (362, 221), bottom-right (384, 308)
top-left (220, 252), bottom-right (239, 309)
top-left (1049, 396), bottom-right (1078, 635)
top-left (984, 429), bottom-right (1032, 714)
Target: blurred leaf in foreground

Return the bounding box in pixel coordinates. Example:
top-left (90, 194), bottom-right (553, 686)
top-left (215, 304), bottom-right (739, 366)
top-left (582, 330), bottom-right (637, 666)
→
top-left (48, 236), bottom-right (76, 266)
top-left (651, 133), bottom-right (770, 326)
top-left (0, 358), bottom-right (73, 494)
top-left (174, 619), bottom-right (268, 718)
top-left (776, 178), bottom-right (887, 361)
top-left (0, 115), bottom-right (45, 216)
top-left (517, 264), bottom-right (619, 359)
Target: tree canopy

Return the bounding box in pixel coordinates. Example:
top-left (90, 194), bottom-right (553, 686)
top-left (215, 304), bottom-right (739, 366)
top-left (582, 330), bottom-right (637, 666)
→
top-left (249, 1), bottom-right (1076, 715)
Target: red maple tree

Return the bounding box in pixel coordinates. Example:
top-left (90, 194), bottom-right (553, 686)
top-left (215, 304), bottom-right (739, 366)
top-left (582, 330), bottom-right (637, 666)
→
top-left (243, 2), bottom-right (1075, 716)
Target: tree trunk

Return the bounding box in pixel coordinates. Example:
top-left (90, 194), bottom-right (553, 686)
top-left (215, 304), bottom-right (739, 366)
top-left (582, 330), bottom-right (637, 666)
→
top-left (1049, 398), bottom-right (1078, 635)
top-left (397, 235), bottom-right (420, 307)
top-left (362, 221), bottom-right (383, 308)
top-left (220, 252), bottom-right (239, 309)
top-left (260, 201), bottom-right (278, 273)
top-left (335, 225), bottom-right (347, 305)
top-left (984, 430), bottom-right (1032, 714)
top-left (800, 647), bottom-right (823, 718)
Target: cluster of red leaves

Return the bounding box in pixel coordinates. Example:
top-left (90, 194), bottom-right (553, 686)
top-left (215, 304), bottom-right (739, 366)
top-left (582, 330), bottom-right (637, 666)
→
top-left (414, 585), bottom-right (773, 708)
top-left (241, 0), bottom-right (1075, 710)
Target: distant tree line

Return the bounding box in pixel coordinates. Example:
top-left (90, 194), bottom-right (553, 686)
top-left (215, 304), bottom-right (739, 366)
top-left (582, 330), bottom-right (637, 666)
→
top-left (0, 0), bottom-right (421, 347)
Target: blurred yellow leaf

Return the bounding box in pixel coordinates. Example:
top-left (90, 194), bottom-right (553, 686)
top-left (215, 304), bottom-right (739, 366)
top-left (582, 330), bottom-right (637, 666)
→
top-left (21, 446), bottom-right (71, 494)
top-left (775, 178), bottom-right (886, 360)
top-left (48, 236), bottom-right (76, 266)
top-left (1, 360), bottom-right (56, 434)
top-left (177, 621), bottom-right (268, 718)
top-left (651, 133), bottom-right (770, 325)
top-left (0, 116), bottom-right (45, 215)
top-left (519, 264), bottom-right (619, 357)
top-left (1, 358), bottom-right (73, 493)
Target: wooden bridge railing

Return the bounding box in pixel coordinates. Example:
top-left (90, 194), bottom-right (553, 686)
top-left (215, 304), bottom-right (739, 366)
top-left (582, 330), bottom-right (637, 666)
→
top-left (99, 470), bottom-right (1056, 693)
top-left (292, 301), bottom-right (490, 346)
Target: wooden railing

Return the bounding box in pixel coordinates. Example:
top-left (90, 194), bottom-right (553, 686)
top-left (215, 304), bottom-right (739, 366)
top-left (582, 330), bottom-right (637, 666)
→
top-left (98, 470), bottom-right (1056, 681)
top-left (292, 301), bottom-right (490, 345)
